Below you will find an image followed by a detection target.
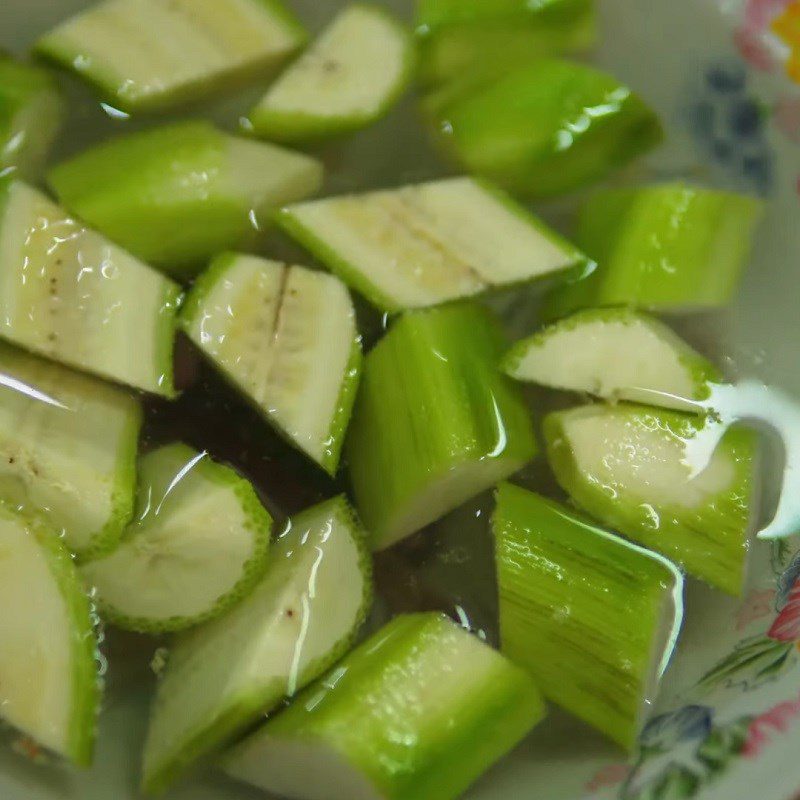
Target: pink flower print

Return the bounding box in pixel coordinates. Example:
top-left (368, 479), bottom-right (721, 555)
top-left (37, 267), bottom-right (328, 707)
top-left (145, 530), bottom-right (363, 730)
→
top-left (768, 576), bottom-right (800, 641)
top-left (775, 93), bottom-right (800, 140)
top-left (737, 589), bottom-right (777, 631)
top-left (743, 690), bottom-right (800, 757)
top-left (745, 0), bottom-right (795, 29)
top-left (584, 763), bottom-right (630, 793)
top-left (736, 0), bottom-right (797, 73)
top-left (735, 27), bottom-right (777, 71)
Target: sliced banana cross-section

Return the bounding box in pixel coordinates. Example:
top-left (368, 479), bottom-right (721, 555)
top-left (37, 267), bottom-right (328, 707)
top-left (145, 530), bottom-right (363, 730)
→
top-left (279, 177), bottom-right (585, 312)
top-left (35, 0), bottom-right (307, 112)
top-left (0, 508), bottom-right (99, 765)
top-left (249, 5), bottom-right (414, 142)
top-left (0, 181), bottom-right (181, 396)
top-left (181, 253), bottom-right (361, 474)
top-left (81, 444), bottom-right (272, 633)
top-left (141, 496), bottom-right (372, 794)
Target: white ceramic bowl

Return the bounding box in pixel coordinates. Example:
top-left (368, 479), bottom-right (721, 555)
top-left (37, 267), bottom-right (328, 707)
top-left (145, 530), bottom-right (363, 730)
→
top-left (3, 1), bottom-right (800, 799)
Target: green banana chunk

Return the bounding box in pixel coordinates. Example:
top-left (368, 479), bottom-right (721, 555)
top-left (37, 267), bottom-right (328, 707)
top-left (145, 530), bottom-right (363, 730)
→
top-left (0, 507), bottom-right (100, 765)
top-left (493, 482), bottom-right (683, 749)
top-left (544, 404), bottom-right (757, 595)
top-left (279, 176), bottom-right (585, 313)
top-left (0, 340), bottom-right (141, 558)
top-left (0, 54), bottom-right (63, 179)
top-left (427, 59), bottom-right (663, 200)
top-left (347, 302), bottom-right (537, 550)
top-left (0, 180), bottom-right (182, 396)
top-left (180, 253), bottom-right (361, 474)
top-left (416, 0), bottom-right (596, 87)
top-left (81, 444), bottom-right (272, 633)
top-left (249, 5), bottom-right (415, 143)
top-left (542, 183), bottom-right (763, 318)
top-left (141, 495), bottom-right (373, 794)
top-left (49, 121), bottom-right (323, 278)
top-left (503, 308), bottom-right (722, 412)
top-left (223, 612), bottom-right (545, 800)
top-left (35, 0), bottom-right (306, 112)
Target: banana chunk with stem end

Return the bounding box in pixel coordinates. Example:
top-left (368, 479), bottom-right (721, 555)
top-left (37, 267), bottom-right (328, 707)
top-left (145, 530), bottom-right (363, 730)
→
top-left (81, 443), bottom-right (272, 634)
top-left (249, 5), bottom-right (415, 143)
top-left (223, 612), bottom-right (545, 800)
top-left (141, 495), bottom-right (373, 794)
top-left (181, 253), bottom-right (361, 475)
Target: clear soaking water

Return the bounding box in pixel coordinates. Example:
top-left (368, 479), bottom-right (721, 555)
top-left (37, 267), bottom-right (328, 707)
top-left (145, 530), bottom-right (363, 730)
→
top-left (2, 1), bottom-right (800, 800)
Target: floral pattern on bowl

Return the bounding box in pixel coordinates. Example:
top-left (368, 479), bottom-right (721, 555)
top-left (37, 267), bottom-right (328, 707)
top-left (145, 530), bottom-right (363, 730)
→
top-left (578, 529), bottom-right (800, 800)
top-left (569, 3), bottom-right (800, 799)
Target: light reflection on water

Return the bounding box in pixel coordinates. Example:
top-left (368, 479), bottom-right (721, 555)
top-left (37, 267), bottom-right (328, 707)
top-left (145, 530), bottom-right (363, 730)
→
top-left (696, 381), bottom-right (800, 540)
top-left (627, 379), bottom-right (800, 541)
